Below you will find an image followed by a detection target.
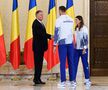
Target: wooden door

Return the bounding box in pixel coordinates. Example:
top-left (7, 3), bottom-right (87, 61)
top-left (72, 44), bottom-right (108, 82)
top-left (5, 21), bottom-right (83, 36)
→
top-left (90, 0), bottom-right (108, 76)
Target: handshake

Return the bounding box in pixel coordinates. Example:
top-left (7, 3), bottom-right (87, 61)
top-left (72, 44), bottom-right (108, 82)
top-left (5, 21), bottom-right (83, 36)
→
top-left (51, 35), bottom-right (54, 39)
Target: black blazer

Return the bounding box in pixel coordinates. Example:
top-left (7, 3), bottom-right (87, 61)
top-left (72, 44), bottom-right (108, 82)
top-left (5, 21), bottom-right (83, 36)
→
top-left (32, 19), bottom-right (51, 52)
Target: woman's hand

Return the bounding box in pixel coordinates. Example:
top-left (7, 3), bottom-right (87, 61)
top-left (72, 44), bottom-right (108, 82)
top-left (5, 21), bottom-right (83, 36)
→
top-left (82, 48), bottom-right (86, 54)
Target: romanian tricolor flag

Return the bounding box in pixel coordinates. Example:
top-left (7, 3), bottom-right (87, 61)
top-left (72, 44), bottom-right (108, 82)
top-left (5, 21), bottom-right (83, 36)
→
top-left (10, 0), bottom-right (20, 70)
top-left (0, 14), bottom-right (6, 66)
top-left (66, 0), bottom-right (76, 44)
top-left (24, 0), bottom-right (37, 69)
top-left (66, 0), bottom-right (75, 68)
top-left (44, 0), bottom-right (59, 70)
top-left (66, 0), bottom-right (75, 28)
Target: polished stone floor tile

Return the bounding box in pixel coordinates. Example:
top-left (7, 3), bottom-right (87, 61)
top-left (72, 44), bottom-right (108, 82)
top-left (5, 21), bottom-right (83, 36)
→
top-left (0, 76), bottom-right (108, 90)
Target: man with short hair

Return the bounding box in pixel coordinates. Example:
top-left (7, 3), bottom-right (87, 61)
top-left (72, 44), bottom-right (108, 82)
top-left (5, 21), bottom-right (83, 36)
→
top-left (32, 10), bottom-right (52, 85)
top-left (54, 6), bottom-right (76, 87)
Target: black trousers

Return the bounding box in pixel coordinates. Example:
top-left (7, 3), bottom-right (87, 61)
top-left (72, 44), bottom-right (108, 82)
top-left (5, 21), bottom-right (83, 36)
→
top-left (33, 50), bottom-right (44, 82)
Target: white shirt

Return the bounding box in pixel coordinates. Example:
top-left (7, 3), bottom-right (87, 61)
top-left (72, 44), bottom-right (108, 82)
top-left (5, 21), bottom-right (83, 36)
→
top-left (75, 25), bottom-right (88, 49)
top-left (37, 19), bottom-right (42, 23)
top-left (54, 15), bottom-right (74, 45)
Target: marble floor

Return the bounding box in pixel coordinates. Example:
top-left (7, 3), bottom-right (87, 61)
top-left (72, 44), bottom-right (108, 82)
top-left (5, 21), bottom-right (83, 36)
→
top-left (0, 61), bottom-right (108, 90)
top-left (0, 75), bottom-right (108, 90)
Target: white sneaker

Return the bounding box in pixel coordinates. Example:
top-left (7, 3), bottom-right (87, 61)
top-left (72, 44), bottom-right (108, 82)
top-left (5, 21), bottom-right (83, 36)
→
top-left (66, 81), bottom-right (77, 87)
top-left (84, 79), bottom-right (91, 87)
top-left (58, 81), bottom-right (66, 88)
top-left (86, 85), bottom-right (91, 90)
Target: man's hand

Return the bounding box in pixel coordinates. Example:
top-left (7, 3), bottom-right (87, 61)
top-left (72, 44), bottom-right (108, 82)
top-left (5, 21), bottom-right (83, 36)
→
top-left (51, 35), bottom-right (54, 39)
top-left (53, 46), bottom-right (56, 54)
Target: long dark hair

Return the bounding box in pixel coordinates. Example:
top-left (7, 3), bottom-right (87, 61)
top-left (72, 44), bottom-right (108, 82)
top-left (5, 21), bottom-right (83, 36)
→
top-left (75, 16), bottom-right (84, 31)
